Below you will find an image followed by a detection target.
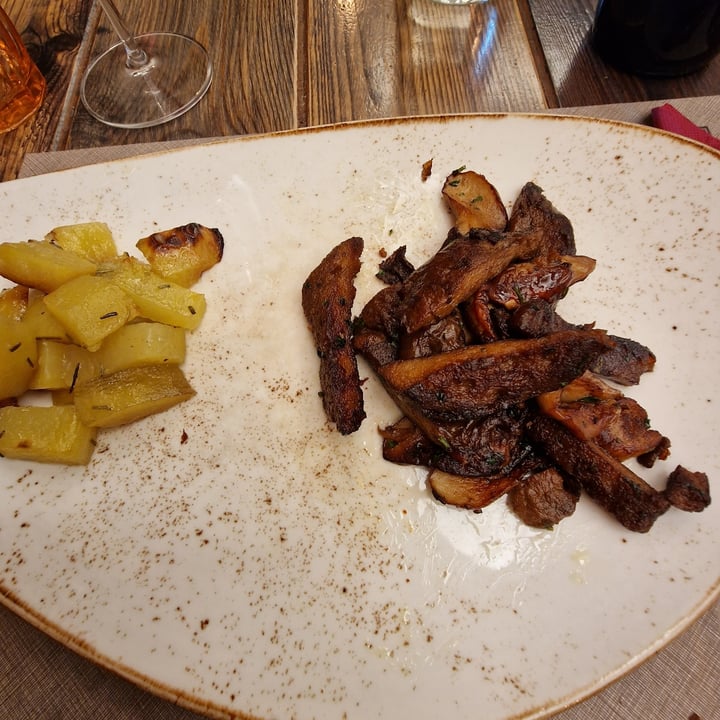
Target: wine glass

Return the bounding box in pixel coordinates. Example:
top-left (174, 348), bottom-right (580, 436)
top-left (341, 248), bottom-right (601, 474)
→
top-left (80, 0), bottom-right (212, 128)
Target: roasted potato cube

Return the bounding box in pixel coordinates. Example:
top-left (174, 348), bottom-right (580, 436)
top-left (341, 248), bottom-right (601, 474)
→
top-left (44, 274), bottom-right (137, 351)
top-left (45, 222), bottom-right (118, 263)
top-left (136, 223), bottom-right (224, 288)
top-left (442, 170), bottom-right (508, 234)
top-left (0, 405), bottom-right (97, 465)
top-left (51, 389), bottom-right (75, 406)
top-left (99, 322), bottom-right (186, 375)
top-left (0, 318), bottom-right (38, 400)
top-left (29, 340), bottom-right (100, 391)
top-left (21, 296), bottom-right (71, 342)
top-left (0, 240), bottom-right (96, 293)
top-left (73, 365), bottom-right (195, 428)
top-left (101, 255), bottom-right (206, 330)
top-left (0, 285), bottom-right (29, 321)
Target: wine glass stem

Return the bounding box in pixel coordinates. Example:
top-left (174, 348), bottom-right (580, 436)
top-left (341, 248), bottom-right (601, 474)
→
top-left (96, 0), bottom-right (148, 69)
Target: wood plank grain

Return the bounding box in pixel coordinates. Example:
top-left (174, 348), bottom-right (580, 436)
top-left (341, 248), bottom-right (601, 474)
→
top-left (67, 0), bottom-right (297, 149)
top-left (305, 0), bottom-right (547, 126)
top-left (3, 0), bottom-right (718, 184)
top-left (529, 0), bottom-right (720, 107)
top-left (0, 0), bottom-right (94, 181)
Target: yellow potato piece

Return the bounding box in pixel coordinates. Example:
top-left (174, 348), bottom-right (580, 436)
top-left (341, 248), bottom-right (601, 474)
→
top-left (101, 255), bottom-right (206, 330)
top-left (21, 296), bottom-right (71, 342)
top-left (73, 365), bottom-right (195, 428)
top-left (44, 274), bottom-right (137, 351)
top-left (0, 240), bottom-right (97, 293)
top-left (99, 322), bottom-right (186, 375)
top-left (0, 285), bottom-right (29, 321)
top-left (1, 220), bottom-right (221, 467)
top-left (136, 223), bottom-right (224, 288)
top-left (0, 317), bottom-right (38, 400)
top-left (51, 388), bottom-right (75, 406)
top-left (29, 340), bottom-right (100, 391)
top-left (0, 405), bottom-right (97, 465)
top-left (45, 222), bottom-right (118, 263)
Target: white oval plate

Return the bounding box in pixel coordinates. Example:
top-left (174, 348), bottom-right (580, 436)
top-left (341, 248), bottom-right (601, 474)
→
top-left (1, 115), bottom-right (718, 720)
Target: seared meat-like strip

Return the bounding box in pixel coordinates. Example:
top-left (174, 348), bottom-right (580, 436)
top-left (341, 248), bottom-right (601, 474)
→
top-left (507, 467), bottom-right (580, 529)
top-left (352, 326), bottom-right (398, 370)
top-left (398, 228), bottom-right (547, 334)
top-left (537, 373), bottom-right (668, 461)
top-left (377, 245), bottom-right (415, 285)
top-left (379, 417), bottom-right (428, 463)
top-left (490, 305), bottom-right (514, 340)
top-left (637, 436), bottom-right (672, 468)
top-left (597, 397), bottom-right (669, 460)
top-left (515, 305), bottom-right (654, 389)
top-left (464, 290), bottom-right (497, 343)
top-left (466, 256), bottom-right (595, 342)
top-left (527, 414), bottom-right (670, 532)
top-left (358, 283), bottom-right (404, 339)
top-left (589, 334), bottom-right (656, 386)
top-left (436, 408), bottom-right (533, 476)
top-left (507, 182), bottom-right (576, 256)
top-left (379, 329), bottom-right (612, 423)
top-left (380, 407), bottom-right (532, 477)
top-left (398, 310), bottom-right (467, 359)
top-left (302, 236), bottom-right (366, 435)
top-left (352, 282), bottom-right (404, 369)
top-left (486, 255), bottom-right (595, 310)
top-left (509, 299), bottom-right (587, 338)
top-left (665, 466), bottom-right (711, 512)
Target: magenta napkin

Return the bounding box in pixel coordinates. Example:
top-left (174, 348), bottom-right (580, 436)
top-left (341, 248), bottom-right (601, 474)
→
top-left (651, 103), bottom-right (720, 151)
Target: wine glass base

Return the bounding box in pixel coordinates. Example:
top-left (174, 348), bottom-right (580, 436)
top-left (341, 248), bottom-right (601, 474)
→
top-left (81, 32), bottom-right (213, 129)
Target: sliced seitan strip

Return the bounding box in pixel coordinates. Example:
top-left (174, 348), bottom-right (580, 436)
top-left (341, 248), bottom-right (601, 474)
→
top-left (302, 237), bottom-right (365, 434)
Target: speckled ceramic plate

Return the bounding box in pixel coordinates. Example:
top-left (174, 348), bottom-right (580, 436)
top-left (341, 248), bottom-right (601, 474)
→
top-left (1, 115), bottom-right (719, 720)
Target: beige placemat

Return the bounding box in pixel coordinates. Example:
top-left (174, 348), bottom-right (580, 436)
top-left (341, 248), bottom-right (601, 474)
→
top-left (3, 98), bottom-right (720, 720)
top-left (16, 96), bottom-right (720, 178)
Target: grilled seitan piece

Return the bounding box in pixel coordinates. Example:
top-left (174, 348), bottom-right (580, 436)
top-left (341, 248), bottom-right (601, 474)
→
top-left (302, 237), bottom-right (366, 435)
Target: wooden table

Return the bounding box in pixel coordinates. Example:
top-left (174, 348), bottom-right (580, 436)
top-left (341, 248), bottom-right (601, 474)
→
top-left (2, 0), bottom-right (719, 182)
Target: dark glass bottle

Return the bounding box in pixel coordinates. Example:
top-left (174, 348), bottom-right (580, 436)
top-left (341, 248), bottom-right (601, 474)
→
top-left (592, 0), bottom-right (720, 77)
